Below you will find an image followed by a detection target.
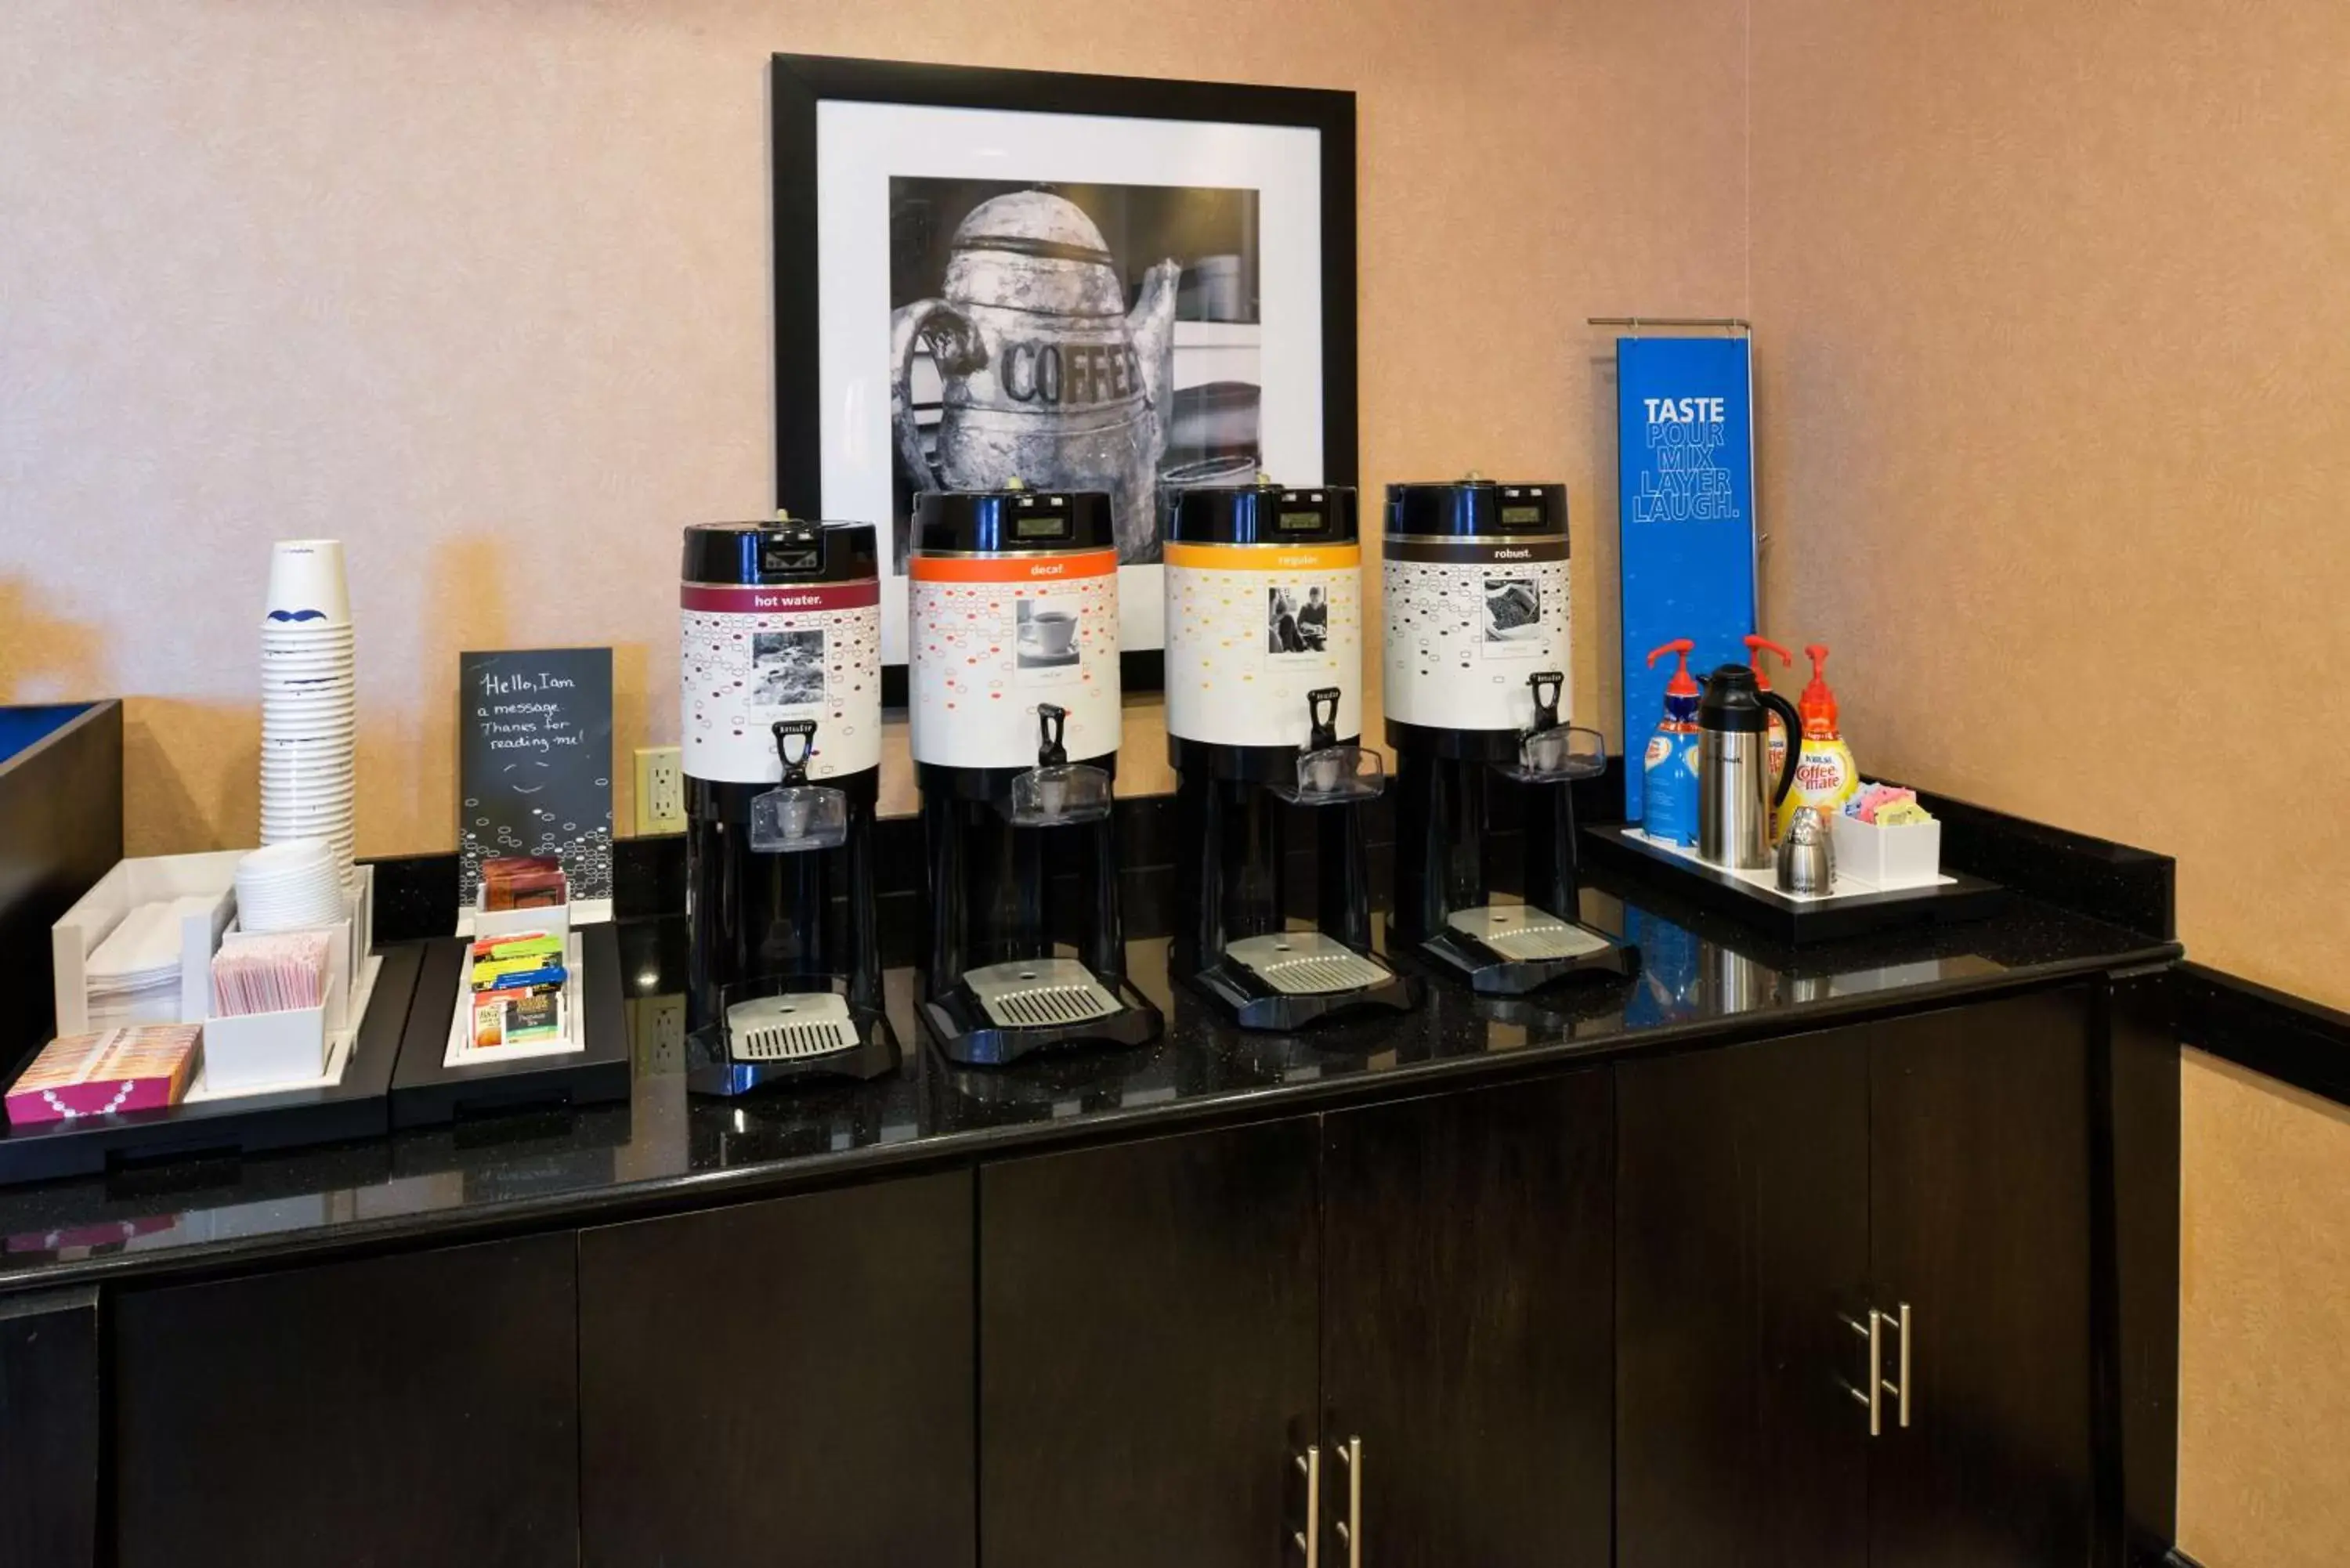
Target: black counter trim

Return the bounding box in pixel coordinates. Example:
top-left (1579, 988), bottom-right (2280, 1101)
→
top-left (2177, 961), bottom-right (2350, 1108)
top-left (1909, 788), bottom-right (2175, 941)
top-left (0, 945), bottom-right (2176, 1295)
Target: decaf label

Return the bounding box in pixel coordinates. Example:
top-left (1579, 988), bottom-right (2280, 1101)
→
top-left (908, 549), bottom-right (1120, 770)
top-left (457, 648), bottom-right (614, 905)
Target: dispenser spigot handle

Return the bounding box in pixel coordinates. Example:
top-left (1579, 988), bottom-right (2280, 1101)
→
top-left (772, 720), bottom-right (818, 785)
top-left (1528, 670), bottom-right (1565, 733)
top-left (1036, 703), bottom-right (1069, 768)
top-left (1306, 688), bottom-right (1341, 752)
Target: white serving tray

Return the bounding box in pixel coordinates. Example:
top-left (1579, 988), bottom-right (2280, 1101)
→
top-left (456, 895), bottom-right (609, 939)
top-left (1622, 827), bottom-right (1955, 904)
top-left (443, 931), bottom-right (585, 1068)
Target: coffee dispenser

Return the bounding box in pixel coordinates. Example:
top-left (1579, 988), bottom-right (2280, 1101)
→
top-left (1383, 478), bottom-right (1638, 992)
top-left (1163, 482), bottom-right (1419, 1030)
top-left (680, 518), bottom-right (896, 1093)
top-left (909, 483), bottom-right (1161, 1064)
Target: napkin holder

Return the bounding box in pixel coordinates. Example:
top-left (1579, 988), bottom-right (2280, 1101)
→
top-left (49, 851), bottom-right (243, 1037)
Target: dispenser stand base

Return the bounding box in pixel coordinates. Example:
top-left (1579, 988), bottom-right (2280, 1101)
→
top-left (1184, 951), bottom-right (1422, 1034)
top-left (685, 1006), bottom-right (898, 1096)
top-left (920, 974), bottom-right (1162, 1067)
top-left (1416, 923), bottom-right (1642, 996)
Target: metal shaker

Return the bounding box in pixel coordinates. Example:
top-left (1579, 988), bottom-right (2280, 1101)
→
top-left (1776, 805), bottom-right (1836, 894)
top-left (1695, 664), bottom-right (1803, 869)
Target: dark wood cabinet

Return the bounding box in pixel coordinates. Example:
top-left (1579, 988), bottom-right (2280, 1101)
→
top-left (1868, 988), bottom-right (2094, 1568)
top-left (112, 1234), bottom-right (579, 1568)
top-left (0, 1288), bottom-right (99, 1568)
top-left (1322, 1071), bottom-right (1614, 1568)
top-left (577, 1169), bottom-right (976, 1568)
top-left (1617, 987), bottom-right (2096, 1568)
top-left (978, 1118), bottom-right (1321, 1568)
top-left (58, 978), bottom-right (2112, 1568)
top-left (1618, 1028), bottom-right (1872, 1568)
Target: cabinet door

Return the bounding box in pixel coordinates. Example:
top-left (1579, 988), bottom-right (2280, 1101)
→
top-left (0, 1288), bottom-right (98, 1568)
top-left (1869, 988), bottom-right (2093, 1568)
top-left (1617, 1028), bottom-right (1871, 1568)
top-left (114, 1234), bottom-right (578, 1568)
top-left (578, 1169), bottom-right (974, 1567)
top-left (980, 1118), bottom-right (1319, 1568)
top-left (1322, 1071), bottom-right (1613, 1567)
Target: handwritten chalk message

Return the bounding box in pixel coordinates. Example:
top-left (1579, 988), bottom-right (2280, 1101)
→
top-left (457, 649), bottom-right (614, 905)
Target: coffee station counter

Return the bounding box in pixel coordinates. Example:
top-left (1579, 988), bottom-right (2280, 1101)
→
top-left (0, 814), bottom-right (2182, 1568)
top-left (0, 861), bottom-right (2171, 1295)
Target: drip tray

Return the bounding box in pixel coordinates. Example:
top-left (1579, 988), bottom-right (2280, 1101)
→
top-left (1447, 905), bottom-right (1614, 963)
top-left (964, 959), bottom-right (1125, 1030)
top-left (1225, 932), bottom-right (1392, 996)
top-left (725, 992), bottom-right (861, 1062)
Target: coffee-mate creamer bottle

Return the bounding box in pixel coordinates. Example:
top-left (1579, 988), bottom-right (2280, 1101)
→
top-left (1778, 642), bottom-right (1860, 837)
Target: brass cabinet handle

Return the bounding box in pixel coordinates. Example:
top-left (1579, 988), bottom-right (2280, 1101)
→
top-left (1293, 1444), bottom-right (1320, 1566)
top-left (1333, 1436), bottom-right (1362, 1567)
top-left (1844, 1310), bottom-right (1884, 1436)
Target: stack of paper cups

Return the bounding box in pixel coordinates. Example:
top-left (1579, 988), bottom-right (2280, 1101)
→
top-left (258, 540), bottom-right (357, 894)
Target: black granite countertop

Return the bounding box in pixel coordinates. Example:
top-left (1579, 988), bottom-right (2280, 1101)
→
top-left (0, 860), bottom-right (2177, 1295)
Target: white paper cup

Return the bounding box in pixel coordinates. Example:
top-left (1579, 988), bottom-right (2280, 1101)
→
top-left (262, 540), bottom-right (352, 628)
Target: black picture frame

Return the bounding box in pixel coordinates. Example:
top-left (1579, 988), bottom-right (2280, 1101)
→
top-left (771, 54), bottom-right (1360, 706)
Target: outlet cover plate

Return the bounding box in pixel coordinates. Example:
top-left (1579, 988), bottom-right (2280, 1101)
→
top-left (634, 745), bottom-right (686, 835)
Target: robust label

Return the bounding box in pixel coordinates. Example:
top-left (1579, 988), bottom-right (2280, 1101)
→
top-left (909, 548), bottom-right (1121, 769)
top-left (681, 581), bottom-right (882, 783)
top-left (1164, 542), bottom-right (1363, 748)
top-left (1383, 537), bottom-right (1571, 732)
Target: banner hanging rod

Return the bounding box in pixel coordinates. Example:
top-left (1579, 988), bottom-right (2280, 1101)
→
top-left (1587, 316), bottom-right (1752, 333)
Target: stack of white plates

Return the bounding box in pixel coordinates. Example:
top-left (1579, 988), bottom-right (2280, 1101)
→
top-left (235, 840), bottom-right (345, 935)
top-left (259, 540), bottom-right (356, 893)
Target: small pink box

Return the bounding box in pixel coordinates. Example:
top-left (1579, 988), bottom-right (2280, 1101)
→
top-left (5, 1025), bottom-right (201, 1126)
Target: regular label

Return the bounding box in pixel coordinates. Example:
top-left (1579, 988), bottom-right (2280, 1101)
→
top-left (1163, 542), bottom-right (1364, 747)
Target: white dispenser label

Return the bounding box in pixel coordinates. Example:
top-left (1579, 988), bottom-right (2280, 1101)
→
top-left (1163, 541), bottom-right (1365, 747)
top-left (681, 581), bottom-right (882, 783)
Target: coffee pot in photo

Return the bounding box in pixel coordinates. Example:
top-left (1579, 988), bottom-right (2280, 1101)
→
top-left (891, 190), bottom-right (1181, 562)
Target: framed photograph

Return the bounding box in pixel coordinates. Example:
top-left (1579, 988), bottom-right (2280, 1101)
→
top-left (772, 55), bottom-right (1358, 699)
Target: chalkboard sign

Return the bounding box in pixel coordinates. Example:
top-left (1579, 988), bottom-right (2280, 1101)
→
top-left (457, 648), bottom-right (614, 906)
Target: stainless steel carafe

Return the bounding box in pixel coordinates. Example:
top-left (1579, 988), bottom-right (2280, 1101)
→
top-left (1696, 665), bottom-right (1802, 869)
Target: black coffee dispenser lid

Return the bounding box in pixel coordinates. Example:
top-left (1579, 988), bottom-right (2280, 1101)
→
top-left (1386, 479), bottom-right (1567, 541)
top-left (911, 485), bottom-right (1115, 555)
top-left (682, 518), bottom-right (877, 586)
top-left (1169, 482), bottom-right (1357, 546)
top-left (1696, 664), bottom-right (1773, 732)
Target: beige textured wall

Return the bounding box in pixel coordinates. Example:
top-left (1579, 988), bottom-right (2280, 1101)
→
top-left (1748, 0), bottom-right (2349, 1010)
top-left (2181, 1050), bottom-right (2350, 1567)
top-left (1747, 4), bottom-right (2350, 1564)
top-left (0, 0), bottom-right (1748, 854)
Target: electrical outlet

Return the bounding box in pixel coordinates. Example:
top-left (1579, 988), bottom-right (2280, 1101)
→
top-left (634, 746), bottom-right (686, 835)
top-left (629, 995), bottom-right (686, 1073)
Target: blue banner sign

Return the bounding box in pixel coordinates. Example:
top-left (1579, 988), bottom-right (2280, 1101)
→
top-left (1616, 335), bottom-right (1757, 822)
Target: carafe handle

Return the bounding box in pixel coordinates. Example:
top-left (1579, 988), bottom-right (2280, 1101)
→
top-left (1761, 690), bottom-right (1803, 805)
top-left (889, 298), bottom-right (985, 491)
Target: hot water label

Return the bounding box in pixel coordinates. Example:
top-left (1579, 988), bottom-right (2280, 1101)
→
top-left (1163, 541), bottom-right (1365, 748)
top-left (680, 580), bottom-right (881, 783)
top-left (908, 548), bottom-right (1121, 770)
top-left (1382, 537), bottom-right (1571, 733)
